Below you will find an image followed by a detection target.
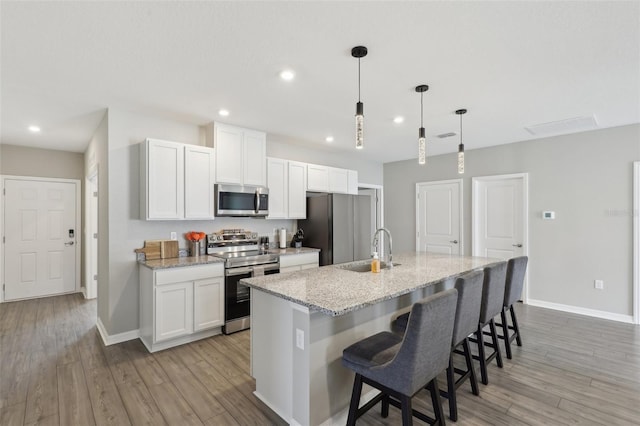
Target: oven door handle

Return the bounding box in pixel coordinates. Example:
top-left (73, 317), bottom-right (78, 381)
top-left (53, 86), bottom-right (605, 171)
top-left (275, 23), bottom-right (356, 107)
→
top-left (226, 266), bottom-right (254, 277)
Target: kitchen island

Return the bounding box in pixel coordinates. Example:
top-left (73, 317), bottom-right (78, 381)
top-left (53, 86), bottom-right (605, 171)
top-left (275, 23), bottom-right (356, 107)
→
top-left (241, 252), bottom-right (499, 425)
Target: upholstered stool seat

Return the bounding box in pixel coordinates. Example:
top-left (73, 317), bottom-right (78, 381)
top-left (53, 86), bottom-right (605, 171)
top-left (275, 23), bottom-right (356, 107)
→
top-left (342, 289), bottom-right (458, 426)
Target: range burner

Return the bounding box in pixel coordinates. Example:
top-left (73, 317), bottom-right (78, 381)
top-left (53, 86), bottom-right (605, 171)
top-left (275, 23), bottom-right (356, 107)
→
top-left (207, 229), bottom-right (277, 268)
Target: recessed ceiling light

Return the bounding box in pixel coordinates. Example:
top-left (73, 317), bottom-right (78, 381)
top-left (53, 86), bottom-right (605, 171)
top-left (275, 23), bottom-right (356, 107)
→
top-left (325, 136), bottom-right (334, 143)
top-left (28, 125), bottom-right (41, 133)
top-left (280, 70), bottom-right (295, 81)
top-left (218, 109), bottom-right (230, 117)
top-left (393, 116), bottom-right (404, 124)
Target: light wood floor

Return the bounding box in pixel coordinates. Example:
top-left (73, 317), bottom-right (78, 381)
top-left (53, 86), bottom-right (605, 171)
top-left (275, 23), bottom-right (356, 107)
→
top-left (1, 294), bottom-right (639, 425)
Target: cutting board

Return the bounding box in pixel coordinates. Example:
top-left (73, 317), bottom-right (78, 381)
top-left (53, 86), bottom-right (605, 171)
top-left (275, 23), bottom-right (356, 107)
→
top-left (160, 240), bottom-right (179, 259)
top-left (135, 240), bottom-right (162, 260)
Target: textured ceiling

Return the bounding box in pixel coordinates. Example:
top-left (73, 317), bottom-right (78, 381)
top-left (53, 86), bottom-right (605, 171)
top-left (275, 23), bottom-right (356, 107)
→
top-left (1, 1), bottom-right (639, 163)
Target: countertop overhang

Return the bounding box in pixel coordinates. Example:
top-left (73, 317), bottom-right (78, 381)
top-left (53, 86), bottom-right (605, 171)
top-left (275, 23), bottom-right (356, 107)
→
top-left (241, 252), bottom-right (501, 316)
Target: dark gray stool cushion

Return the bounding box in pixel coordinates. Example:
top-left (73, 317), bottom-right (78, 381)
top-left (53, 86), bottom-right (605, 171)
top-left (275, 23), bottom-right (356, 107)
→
top-left (342, 289), bottom-right (458, 397)
top-left (451, 270), bottom-right (484, 345)
top-left (479, 261), bottom-right (507, 324)
top-left (504, 256), bottom-right (528, 307)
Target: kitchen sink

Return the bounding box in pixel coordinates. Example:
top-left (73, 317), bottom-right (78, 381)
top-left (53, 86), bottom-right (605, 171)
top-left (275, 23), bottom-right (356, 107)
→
top-left (338, 261), bottom-right (400, 273)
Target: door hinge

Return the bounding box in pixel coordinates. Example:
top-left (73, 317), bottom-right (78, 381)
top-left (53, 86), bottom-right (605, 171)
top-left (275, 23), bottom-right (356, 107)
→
top-left (2, 236), bottom-right (4, 243)
top-left (93, 274), bottom-right (98, 281)
top-left (93, 191), bottom-right (98, 197)
top-left (93, 233), bottom-right (98, 239)
top-left (3, 188), bottom-right (5, 195)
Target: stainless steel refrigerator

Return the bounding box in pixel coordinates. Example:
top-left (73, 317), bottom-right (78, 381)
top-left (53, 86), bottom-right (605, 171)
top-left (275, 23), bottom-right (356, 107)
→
top-left (298, 193), bottom-right (372, 266)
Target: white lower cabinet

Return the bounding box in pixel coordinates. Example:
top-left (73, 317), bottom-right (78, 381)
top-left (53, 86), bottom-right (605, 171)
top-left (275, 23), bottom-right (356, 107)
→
top-left (279, 252), bottom-right (319, 273)
top-left (140, 263), bottom-right (224, 352)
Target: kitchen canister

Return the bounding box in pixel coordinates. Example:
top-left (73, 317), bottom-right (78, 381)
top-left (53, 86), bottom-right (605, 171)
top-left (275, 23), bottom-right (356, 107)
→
top-left (189, 240), bottom-right (200, 257)
top-left (279, 228), bottom-right (287, 249)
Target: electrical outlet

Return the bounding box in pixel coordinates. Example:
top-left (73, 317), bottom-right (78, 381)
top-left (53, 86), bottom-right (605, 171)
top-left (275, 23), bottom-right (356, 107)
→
top-left (296, 328), bottom-right (305, 350)
top-left (170, 232), bottom-right (177, 240)
top-left (594, 279), bottom-right (604, 290)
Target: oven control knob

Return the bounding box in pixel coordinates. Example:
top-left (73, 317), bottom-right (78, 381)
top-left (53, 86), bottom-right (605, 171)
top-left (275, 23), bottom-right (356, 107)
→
top-left (251, 232), bottom-right (258, 239)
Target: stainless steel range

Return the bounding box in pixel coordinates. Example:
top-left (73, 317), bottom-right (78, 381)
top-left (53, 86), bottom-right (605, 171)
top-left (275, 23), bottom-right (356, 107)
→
top-left (207, 229), bottom-right (279, 334)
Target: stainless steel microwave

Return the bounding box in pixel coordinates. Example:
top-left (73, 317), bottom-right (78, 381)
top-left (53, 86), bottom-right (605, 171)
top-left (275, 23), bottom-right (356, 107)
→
top-left (215, 184), bottom-right (269, 217)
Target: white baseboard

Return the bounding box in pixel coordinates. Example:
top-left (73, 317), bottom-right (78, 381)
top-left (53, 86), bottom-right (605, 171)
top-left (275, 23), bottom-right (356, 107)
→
top-left (97, 317), bottom-right (140, 346)
top-left (527, 299), bottom-right (634, 324)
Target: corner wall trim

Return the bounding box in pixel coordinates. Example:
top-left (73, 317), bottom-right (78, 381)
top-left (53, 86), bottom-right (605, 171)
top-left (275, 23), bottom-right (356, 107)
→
top-left (97, 317), bottom-right (140, 346)
top-left (527, 299), bottom-right (633, 324)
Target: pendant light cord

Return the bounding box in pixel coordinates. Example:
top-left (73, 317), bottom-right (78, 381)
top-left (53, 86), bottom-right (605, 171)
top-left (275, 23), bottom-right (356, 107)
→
top-left (420, 92), bottom-right (424, 128)
top-left (358, 58), bottom-right (361, 102)
top-left (460, 113), bottom-right (463, 145)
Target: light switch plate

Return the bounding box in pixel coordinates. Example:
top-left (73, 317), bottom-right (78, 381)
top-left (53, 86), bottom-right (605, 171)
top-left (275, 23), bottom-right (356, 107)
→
top-left (296, 328), bottom-right (305, 350)
top-left (170, 232), bottom-right (177, 240)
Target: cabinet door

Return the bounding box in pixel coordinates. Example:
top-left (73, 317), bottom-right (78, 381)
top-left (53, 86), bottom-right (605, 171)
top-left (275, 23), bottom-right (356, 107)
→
top-left (155, 282), bottom-right (193, 342)
top-left (307, 164), bottom-right (329, 192)
top-left (329, 167), bottom-right (349, 194)
top-left (194, 277), bottom-right (224, 331)
top-left (215, 124), bottom-right (244, 184)
top-left (185, 145), bottom-right (215, 219)
top-left (288, 161), bottom-right (307, 219)
top-left (243, 130), bottom-right (267, 186)
top-left (146, 139), bottom-right (184, 219)
top-left (267, 158), bottom-right (287, 219)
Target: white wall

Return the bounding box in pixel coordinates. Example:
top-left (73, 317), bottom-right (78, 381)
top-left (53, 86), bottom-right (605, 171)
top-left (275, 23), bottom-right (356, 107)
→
top-left (384, 124), bottom-right (640, 317)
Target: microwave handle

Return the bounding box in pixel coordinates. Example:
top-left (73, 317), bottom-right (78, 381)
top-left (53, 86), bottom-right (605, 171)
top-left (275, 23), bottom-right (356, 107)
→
top-left (254, 190), bottom-right (259, 214)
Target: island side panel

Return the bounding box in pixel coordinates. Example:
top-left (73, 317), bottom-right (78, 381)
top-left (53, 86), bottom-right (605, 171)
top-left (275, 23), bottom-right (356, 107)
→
top-left (251, 288), bottom-right (295, 422)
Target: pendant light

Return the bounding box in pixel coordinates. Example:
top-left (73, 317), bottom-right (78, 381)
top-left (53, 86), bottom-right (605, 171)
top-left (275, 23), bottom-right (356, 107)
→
top-left (456, 109), bottom-right (467, 174)
top-left (351, 46), bottom-right (368, 149)
top-left (415, 85), bottom-right (429, 165)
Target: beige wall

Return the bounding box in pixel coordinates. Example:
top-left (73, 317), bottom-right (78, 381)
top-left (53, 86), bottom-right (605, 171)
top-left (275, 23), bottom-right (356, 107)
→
top-left (384, 124), bottom-right (640, 317)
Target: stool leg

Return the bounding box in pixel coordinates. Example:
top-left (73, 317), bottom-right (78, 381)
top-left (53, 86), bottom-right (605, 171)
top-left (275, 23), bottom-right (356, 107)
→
top-left (346, 374), bottom-right (363, 426)
top-left (446, 356), bottom-right (457, 421)
top-left (381, 393), bottom-right (389, 418)
top-left (428, 378), bottom-right (446, 426)
top-left (510, 305), bottom-right (523, 346)
top-left (463, 338), bottom-right (479, 396)
top-left (400, 394), bottom-right (413, 426)
top-left (501, 308), bottom-right (513, 359)
top-left (476, 324), bottom-right (488, 385)
top-left (489, 319), bottom-right (504, 368)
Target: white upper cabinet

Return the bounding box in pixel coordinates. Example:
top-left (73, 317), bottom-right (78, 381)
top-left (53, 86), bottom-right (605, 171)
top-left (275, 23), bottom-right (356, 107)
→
top-left (328, 167), bottom-right (349, 194)
top-left (288, 161), bottom-right (307, 219)
top-left (184, 145), bottom-right (216, 219)
top-left (347, 170), bottom-right (359, 195)
top-left (267, 157), bottom-right (288, 219)
top-left (141, 139), bottom-right (215, 220)
top-left (267, 158), bottom-right (307, 219)
top-left (307, 164), bottom-right (329, 192)
top-left (214, 123), bottom-right (266, 186)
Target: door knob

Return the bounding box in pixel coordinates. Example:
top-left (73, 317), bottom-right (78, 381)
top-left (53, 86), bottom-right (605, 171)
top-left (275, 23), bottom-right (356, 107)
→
top-left (65, 241), bottom-right (75, 246)
top-left (449, 240), bottom-right (458, 244)
top-left (512, 243), bottom-right (522, 248)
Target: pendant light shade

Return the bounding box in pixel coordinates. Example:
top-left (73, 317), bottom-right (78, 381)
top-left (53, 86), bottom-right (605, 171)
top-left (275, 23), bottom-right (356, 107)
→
top-left (456, 109), bottom-right (467, 174)
top-left (415, 85), bottom-right (429, 165)
top-left (352, 46), bottom-right (368, 150)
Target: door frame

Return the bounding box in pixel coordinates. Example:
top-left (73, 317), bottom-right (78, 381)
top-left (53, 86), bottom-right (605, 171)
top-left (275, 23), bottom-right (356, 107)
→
top-left (634, 162), bottom-right (639, 325)
top-left (358, 183), bottom-right (384, 228)
top-left (415, 179), bottom-right (464, 254)
top-left (1, 175), bottom-right (82, 302)
top-left (472, 173), bottom-right (529, 302)
top-left (84, 166), bottom-right (98, 299)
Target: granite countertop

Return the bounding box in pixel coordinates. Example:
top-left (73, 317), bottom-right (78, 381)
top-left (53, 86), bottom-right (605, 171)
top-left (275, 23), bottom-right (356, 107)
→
top-left (139, 255), bottom-right (224, 270)
top-left (267, 247), bottom-right (320, 256)
top-left (241, 252), bottom-right (500, 316)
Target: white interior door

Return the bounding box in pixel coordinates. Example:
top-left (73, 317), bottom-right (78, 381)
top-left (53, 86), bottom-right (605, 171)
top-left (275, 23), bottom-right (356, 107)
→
top-left (4, 178), bottom-right (79, 301)
top-left (416, 180), bottom-right (463, 254)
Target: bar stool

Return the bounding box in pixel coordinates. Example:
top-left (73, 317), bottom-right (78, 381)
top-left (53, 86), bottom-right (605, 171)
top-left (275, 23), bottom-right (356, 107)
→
top-left (470, 261), bottom-right (507, 385)
top-left (342, 289), bottom-right (458, 426)
top-left (392, 271), bottom-right (484, 421)
top-left (497, 256), bottom-right (528, 359)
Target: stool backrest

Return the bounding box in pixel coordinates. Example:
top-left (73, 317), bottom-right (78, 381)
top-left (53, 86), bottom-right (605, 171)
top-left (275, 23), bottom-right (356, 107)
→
top-left (479, 262), bottom-right (507, 324)
top-left (388, 288), bottom-right (458, 396)
top-left (504, 256), bottom-right (528, 307)
top-left (452, 269), bottom-right (484, 346)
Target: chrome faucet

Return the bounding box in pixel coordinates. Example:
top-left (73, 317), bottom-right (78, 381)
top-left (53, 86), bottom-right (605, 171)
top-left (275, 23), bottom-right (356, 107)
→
top-left (372, 228), bottom-right (393, 268)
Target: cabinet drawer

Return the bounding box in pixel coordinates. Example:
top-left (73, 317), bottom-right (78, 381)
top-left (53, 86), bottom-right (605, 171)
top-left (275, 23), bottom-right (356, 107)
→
top-left (280, 252), bottom-right (319, 269)
top-left (155, 264), bottom-right (223, 286)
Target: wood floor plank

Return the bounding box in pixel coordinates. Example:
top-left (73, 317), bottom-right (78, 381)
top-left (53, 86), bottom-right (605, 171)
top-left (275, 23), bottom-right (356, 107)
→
top-left (0, 345), bottom-right (31, 409)
top-left (148, 382), bottom-right (204, 425)
top-left (84, 366), bottom-right (131, 426)
top-left (0, 401), bottom-right (25, 426)
top-left (202, 411), bottom-right (241, 426)
top-left (57, 361), bottom-right (95, 426)
top-left (170, 373), bottom-right (227, 422)
top-left (24, 412), bottom-right (60, 426)
top-left (24, 351), bottom-right (58, 424)
top-left (116, 380), bottom-right (166, 426)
